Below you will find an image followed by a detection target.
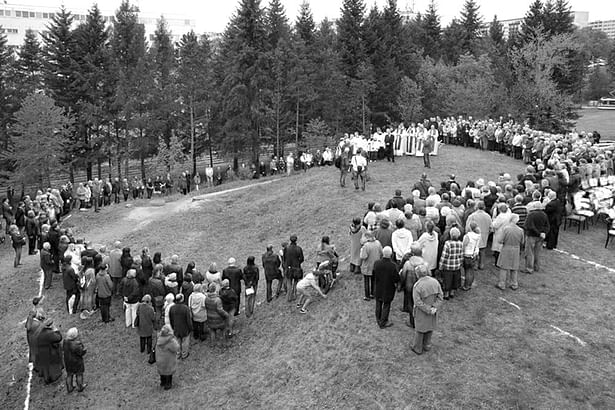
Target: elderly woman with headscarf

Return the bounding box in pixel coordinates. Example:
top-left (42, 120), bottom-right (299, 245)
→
top-left (412, 264), bottom-right (443, 355)
top-left (35, 318), bottom-right (63, 384)
top-left (156, 324), bottom-right (180, 390)
top-left (136, 295), bottom-right (156, 353)
top-left (63, 327), bottom-right (87, 393)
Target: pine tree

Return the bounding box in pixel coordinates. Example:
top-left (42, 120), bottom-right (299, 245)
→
top-left (441, 19), bottom-right (466, 64)
top-left (266, 0), bottom-right (289, 49)
top-left (295, 1), bottom-right (315, 45)
top-left (16, 29), bottom-right (43, 97)
top-left (488, 15), bottom-right (504, 47)
top-left (149, 17), bottom-right (176, 145)
top-left (520, 0), bottom-right (545, 44)
top-left (178, 31), bottom-right (213, 173)
top-left (73, 4), bottom-right (112, 180)
top-left (459, 0), bottom-right (483, 55)
top-left (337, 0), bottom-right (366, 78)
top-left (421, 0), bottom-right (442, 60)
top-left (10, 93), bottom-right (74, 187)
top-left (215, 0), bottom-right (268, 164)
top-left (42, 6), bottom-right (78, 111)
top-left (552, 0), bottom-right (574, 36)
top-left (0, 29), bottom-right (16, 155)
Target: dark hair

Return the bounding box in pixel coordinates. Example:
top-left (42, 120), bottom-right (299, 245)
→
top-left (186, 261), bottom-right (196, 274)
top-left (321, 236), bottom-right (330, 245)
top-left (395, 219), bottom-right (405, 229)
top-left (153, 252), bottom-right (162, 264)
top-left (246, 256), bottom-right (255, 266)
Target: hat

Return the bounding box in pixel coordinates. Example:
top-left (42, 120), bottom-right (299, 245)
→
top-left (382, 246), bottom-right (393, 258)
top-left (141, 294), bottom-right (151, 303)
top-left (221, 279), bottom-right (230, 288)
top-left (175, 294), bottom-right (184, 303)
top-left (160, 324), bottom-right (173, 336)
top-left (227, 258), bottom-right (236, 266)
top-left (66, 327), bottom-right (79, 340)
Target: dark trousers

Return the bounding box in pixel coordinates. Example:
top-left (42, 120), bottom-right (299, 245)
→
top-left (193, 320), bottom-right (206, 341)
top-left (140, 336), bottom-right (152, 353)
top-left (28, 235), bottom-right (37, 254)
top-left (546, 223), bottom-right (560, 249)
top-left (231, 286), bottom-right (241, 315)
top-left (375, 298), bottom-right (392, 327)
top-left (423, 153), bottom-right (431, 168)
top-left (363, 275), bottom-right (374, 299)
top-left (266, 278), bottom-right (282, 302)
top-left (403, 289), bottom-right (415, 326)
top-left (111, 277), bottom-right (122, 295)
top-left (386, 147), bottom-right (394, 162)
top-left (43, 268), bottom-right (53, 289)
top-left (159, 374), bottom-right (173, 389)
top-left (66, 289), bottom-right (80, 314)
top-left (99, 296), bottom-right (111, 322)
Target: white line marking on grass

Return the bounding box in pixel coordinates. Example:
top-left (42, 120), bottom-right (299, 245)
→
top-left (191, 179), bottom-right (282, 202)
top-left (550, 325), bottom-right (587, 347)
top-left (498, 297), bottom-right (521, 311)
top-left (553, 249), bottom-right (615, 274)
top-left (24, 270), bottom-right (45, 410)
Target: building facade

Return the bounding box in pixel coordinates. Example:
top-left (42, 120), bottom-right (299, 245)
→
top-left (480, 11), bottom-right (590, 40)
top-left (589, 20), bottom-right (615, 39)
top-left (0, 3), bottom-right (198, 47)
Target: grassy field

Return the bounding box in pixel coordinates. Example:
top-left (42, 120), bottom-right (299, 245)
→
top-left (1, 145), bottom-right (615, 409)
top-left (575, 108), bottom-right (615, 138)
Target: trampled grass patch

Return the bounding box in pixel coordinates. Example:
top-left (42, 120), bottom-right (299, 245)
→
top-left (1, 145), bottom-right (614, 409)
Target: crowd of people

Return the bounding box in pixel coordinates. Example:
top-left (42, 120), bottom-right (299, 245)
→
top-left (10, 113), bottom-right (615, 394)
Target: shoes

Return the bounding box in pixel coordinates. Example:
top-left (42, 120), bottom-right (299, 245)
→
top-left (383, 322), bottom-right (393, 328)
top-left (411, 347), bottom-right (422, 355)
top-left (299, 308), bottom-right (307, 314)
top-left (296, 303), bottom-right (302, 308)
top-left (443, 296), bottom-right (449, 300)
top-left (510, 286), bottom-right (518, 291)
top-left (495, 285), bottom-right (505, 290)
top-left (77, 383), bottom-right (87, 392)
top-left (461, 286), bottom-right (470, 291)
top-left (521, 269), bottom-right (533, 274)
top-left (363, 297), bottom-right (370, 301)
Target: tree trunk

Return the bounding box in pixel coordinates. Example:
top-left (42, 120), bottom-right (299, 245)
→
top-left (295, 100), bottom-right (299, 155)
top-left (140, 128), bottom-right (146, 180)
top-left (190, 96), bottom-right (196, 176)
top-left (115, 123), bottom-right (121, 179)
top-left (97, 156), bottom-right (102, 179)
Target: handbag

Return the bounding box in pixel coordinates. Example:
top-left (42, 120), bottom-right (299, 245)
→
top-left (148, 348), bottom-right (156, 364)
top-left (245, 287), bottom-right (255, 296)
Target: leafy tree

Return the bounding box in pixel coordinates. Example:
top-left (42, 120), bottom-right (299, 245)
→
top-left (416, 57), bottom-right (452, 118)
top-left (449, 54), bottom-right (504, 117)
top-left (10, 92), bottom-right (74, 187)
top-left (337, 0), bottom-right (366, 78)
top-left (551, 0), bottom-right (575, 36)
top-left (459, 0), bottom-right (483, 56)
top-left (509, 32), bottom-right (578, 131)
top-left (583, 67), bottom-right (612, 101)
top-left (302, 117), bottom-right (332, 150)
top-left (397, 76), bottom-right (423, 123)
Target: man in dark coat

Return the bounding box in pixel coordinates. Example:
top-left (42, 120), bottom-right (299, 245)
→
top-left (36, 319), bottom-right (63, 384)
top-left (283, 235), bottom-right (304, 302)
top-left (386, 189), bottom-right (406, 210)
top-left (62, 255), bottom-right (80, 314)
top-left (222, 258), bottom-right (242, 315)
top-left (169, 294), bottom-right (192, 359)
top-left (47, 221), bottom-right (61, 272)
top-left (373, 247), bottom-right (400, 328)
top-left (63, 327), bottom-right (87, 393)
top-left (262, 245), bottom-right (282, 302)
top-left (164, 255), bottom-right (184, 289)
top-left (523, 202), bottom-right (550, 274)
top-left (413, 173), bottom-right (431, 199)
top-left (544, 191), bottom-right (564, 250)
top-left (25, 210), bottom-right (39, 255)
top-left (40, 243), bottom-right (55, 289)
top-left (384, 131), bottom-right (395, 162)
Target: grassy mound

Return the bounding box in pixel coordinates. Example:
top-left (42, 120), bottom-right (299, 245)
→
top-left (2, 145), bottom-right (614, 408)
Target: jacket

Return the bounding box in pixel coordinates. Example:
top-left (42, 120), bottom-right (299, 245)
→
top-left (222, 266), bottom-right (242, 293)
top-left (413, 276), bottom-right (443, 333)
top-left (373, 258), bottom-right (400, 302)
top-left (136, 303), bottom-right (156, 337)
top-left (156, 333), bottom-right (179, 376)
top-left (262, 252), bottom-right (282, 281)
top-left (95, 272), bottom-right (114, 299)
top-left (524, 210), bottom-right (550, 238)
top-left (108, 249), bottom-right (123, 279)
top-left (119, 277), bottom-right (141, 304)
top-left (62, 264), bottom-right (79, 292)
top-left (63, 338), bottom-right (86, 374)
top-left (219, 287), bottom-right (238, 313)
top-left (204, 293), bottom-right (228, 329)
top-left (284, 244), bottom-right (304, 268)
top-left (40, 249), bottom-right (55, 271)
top-left (359, 239), bottom-right (383, 277)
top-left (168, 303), bottom-right (192, 338)
top-left (188, 292), bottom-right (207, 322)
top-left (242, 265), bottom-right (259, 288)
